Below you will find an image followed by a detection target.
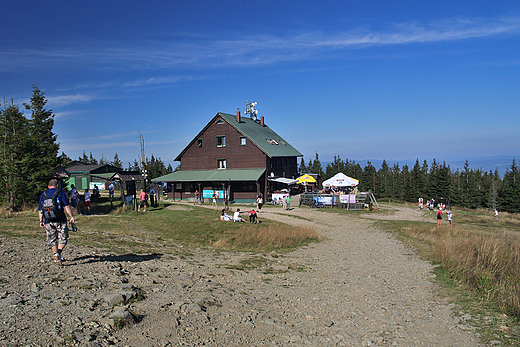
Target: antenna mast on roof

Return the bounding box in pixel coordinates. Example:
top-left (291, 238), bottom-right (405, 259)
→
top-left (245, 101), bottom-right (259, 121)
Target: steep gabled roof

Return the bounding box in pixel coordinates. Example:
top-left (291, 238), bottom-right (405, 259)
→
top-left (175, 112), bottom-right (302, 161)
top-left (66, 161), bottom-right (120, 174)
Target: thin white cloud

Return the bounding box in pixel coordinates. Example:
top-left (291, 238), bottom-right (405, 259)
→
top-left (47, 93), bottom-right (96, 107)
top-left (90, 130), bottom-right (159, 141)
top-left (1, 15), bottom-right (519, 72)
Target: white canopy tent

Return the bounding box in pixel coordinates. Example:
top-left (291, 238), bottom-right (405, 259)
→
top-left (322, 173), bottom-right (359, 187)
top-left (268, 177), bottom-right (297, 185)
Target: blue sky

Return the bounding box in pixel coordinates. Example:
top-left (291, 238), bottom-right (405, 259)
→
top-left (2, 1), bottom-right (519, 171)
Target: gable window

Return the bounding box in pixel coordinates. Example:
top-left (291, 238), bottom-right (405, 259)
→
top-left (216, 119), bottom-right (225, 124)
top-left (216, 136), bottom-right (226, 147)
top-left (196, 139), bottom-right (203, 148)
top-left (217, 159), bottom-right (227, 169)
top-left (240, 137), bottom-right (246, 146)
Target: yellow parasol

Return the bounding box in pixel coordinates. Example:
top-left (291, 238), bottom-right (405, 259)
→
top-left (296, 174), bottom-right (316, 184)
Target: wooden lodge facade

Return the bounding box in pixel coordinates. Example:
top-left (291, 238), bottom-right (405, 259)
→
top-left (153, 111), bottom-right (302, 203)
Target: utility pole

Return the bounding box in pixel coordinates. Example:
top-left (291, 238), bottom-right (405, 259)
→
top-left (138, 131), bottom-right (148, 193)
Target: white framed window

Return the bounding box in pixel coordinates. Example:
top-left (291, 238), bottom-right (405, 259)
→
top-left (216, 136), bottom-right (226, 147)
top-left (240, 137), bottom-right (247, 146)
top-left (217, 159), bottom-right (227, 169)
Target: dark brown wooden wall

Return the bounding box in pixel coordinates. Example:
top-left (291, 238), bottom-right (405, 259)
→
top-left (181, 117), bottom-right (267, 170)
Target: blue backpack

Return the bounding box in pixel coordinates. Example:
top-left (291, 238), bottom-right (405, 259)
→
top-left (42, 190), bottom-right (63, 221)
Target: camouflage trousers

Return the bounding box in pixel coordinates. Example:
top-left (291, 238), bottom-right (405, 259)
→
top-left (45, 221), bottom-right (69, 248)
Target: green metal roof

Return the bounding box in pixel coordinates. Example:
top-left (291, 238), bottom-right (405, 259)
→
top-left (152, 168), bottom-right (265, 182)
top-left (91, 173), bottom-right (115, 180)
top-left (176, 112), bottom-right (302, 160)
top-left (218, 113), bottom-right (302, 158)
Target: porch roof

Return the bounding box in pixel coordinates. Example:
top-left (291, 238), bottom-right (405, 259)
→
top-left (152, 168), bottom-right (265, 182)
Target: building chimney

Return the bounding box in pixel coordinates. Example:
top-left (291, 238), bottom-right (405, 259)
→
top-left (261, 116), bottom-right (264, 126)
top-left (237, 109), bottom-right (241, 122)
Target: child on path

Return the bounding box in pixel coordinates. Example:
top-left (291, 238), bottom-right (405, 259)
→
top-left (138, 189), bottom-right (147, 212)
top-left (436, 209), bottom-right (442, 227)
top-left (84, 188), bottom-right (91, 215)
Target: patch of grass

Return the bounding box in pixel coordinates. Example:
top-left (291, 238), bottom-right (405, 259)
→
top-left (128, 288), bottom-right (146, 304)
top-left (0, 202), bottom-right (320, 255)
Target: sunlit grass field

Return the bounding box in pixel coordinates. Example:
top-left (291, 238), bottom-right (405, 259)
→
top-left (0, 199), bottom-right (321, 255)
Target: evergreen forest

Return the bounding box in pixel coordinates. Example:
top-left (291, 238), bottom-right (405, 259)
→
top-left (300, 154), bottom-right (520, 214)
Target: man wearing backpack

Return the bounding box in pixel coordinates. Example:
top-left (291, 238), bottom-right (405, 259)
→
top-left (38, 179), bottom-right (75, 265)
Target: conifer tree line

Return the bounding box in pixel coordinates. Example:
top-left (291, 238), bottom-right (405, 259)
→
top-left (300, 153), bottom-right (520, 213)
top-left (0, 86), bottom-right (173, 210)
top-left (68, 151), bottom-right (174, 179)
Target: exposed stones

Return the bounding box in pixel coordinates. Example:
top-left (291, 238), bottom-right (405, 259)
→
top-left (0, 205), bottom-right (482, 346)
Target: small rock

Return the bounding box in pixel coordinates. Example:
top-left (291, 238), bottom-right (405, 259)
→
top-left (103, 293), bottom-right (125, 306)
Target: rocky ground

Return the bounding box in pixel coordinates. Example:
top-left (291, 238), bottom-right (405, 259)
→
top-left (0, 203), bottom-right (483, 346)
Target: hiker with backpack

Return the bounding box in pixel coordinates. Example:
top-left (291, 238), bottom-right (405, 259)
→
top-left (38, 179), bottom-right (75, 265)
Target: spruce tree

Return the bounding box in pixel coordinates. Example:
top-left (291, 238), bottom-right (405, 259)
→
top-left (24, 85), bottom-right (60, 202)
top-left (299, 157), bottom-right (307, 174)
top-left (499, 160), bottom-right (520, 213)
top-left (0, 101), bottom-right (31, 209)
top-left (111, 153), bottom-right (123, 169)
top-left (310, 152), bottom-right (323, 177)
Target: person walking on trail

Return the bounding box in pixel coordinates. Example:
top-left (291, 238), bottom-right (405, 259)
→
top-left (194, 190), bottom-right (201, 205)
top-left (447, 210), bottom-right (453, 227)
top-left (108, 182), bottom-right (115, 202)
top-left (70, 184), bottom-right (80, 214)
top-left (286, 195), bottom-right (291, 210)
top-left (256, 194), bottom-right (263, 213)
top-left (436, 209), bottom-right (443, 228)
top-left (494, 208), bottom-right (498, 220)
top-left (149, 187), bottom-right (156, 208)
top-left (38, 179), bottom-right (75, 265)
top-left (84, 188), bottom-right (91, 215)
top-left (138, 189), bottom-right (147, 212)
top-left (212, 191), bottom-right (218, 207)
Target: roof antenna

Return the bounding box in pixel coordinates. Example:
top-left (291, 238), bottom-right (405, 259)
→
top-left (245, 100), bottom-right (259, 121)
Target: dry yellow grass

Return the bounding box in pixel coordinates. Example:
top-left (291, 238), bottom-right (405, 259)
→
top-left (399, 222), bottom-right (520, 317)
top-left (434, 228), bottom-right (520, 314)
top-left (213, 224), bottom-right (322, 251)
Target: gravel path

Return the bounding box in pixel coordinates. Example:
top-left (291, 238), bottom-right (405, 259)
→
top-left (0, 203), bottom-right (481, 346)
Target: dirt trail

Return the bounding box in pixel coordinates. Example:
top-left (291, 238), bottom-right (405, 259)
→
top-left (0, 203), bottom-right (481, 346)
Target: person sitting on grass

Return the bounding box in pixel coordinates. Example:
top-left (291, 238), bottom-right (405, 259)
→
top-left (247, 209), bottom-right (258, 223)
top-left (220, 209), bottom-right (232, 221)
top-left (233, 208), bottom-right (246, 222)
